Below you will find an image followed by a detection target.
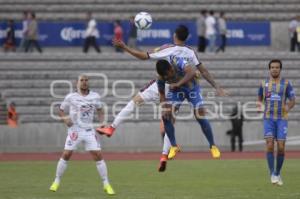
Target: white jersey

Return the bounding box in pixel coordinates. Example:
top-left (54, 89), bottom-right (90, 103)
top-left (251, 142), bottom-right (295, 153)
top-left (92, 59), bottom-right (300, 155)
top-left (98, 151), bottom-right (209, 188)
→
top-left (148, 44), bottom-right (201, 68)
top-left (205, 16), bottom-right (216, 36)
top-left (85, 19), bottom-right (99, 37)
top-left (60, 91), bottom-right (102, 129)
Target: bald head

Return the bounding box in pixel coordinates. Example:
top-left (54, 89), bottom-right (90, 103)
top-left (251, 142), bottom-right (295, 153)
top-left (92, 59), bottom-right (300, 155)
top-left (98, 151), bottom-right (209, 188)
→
top-left (77, 75), bottom-right (89, 94)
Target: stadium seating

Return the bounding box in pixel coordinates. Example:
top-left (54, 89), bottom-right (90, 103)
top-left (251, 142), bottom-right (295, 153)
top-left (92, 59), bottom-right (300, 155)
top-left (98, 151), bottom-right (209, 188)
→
top-left (0, 52), bottom-right (299, 124)
top-left (0, 0), bottom-right (299, 21)
top-left (0, 98), bottom-right (6, 125)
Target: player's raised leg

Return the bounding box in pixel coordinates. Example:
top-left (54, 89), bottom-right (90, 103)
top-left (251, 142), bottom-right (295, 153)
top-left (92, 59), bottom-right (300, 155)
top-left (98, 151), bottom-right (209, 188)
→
top-left (158, 129), bottom-right (171, 172)
top-left (96, 91), bottom-right (146, 137)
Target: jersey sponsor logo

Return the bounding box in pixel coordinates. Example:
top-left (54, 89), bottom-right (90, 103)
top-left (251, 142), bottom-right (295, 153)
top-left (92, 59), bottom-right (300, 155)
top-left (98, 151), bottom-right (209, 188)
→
top-left (67, 140), bottom-right (73, 146)
top-left (80, 104), bottom-right (94, 112)
top-left (270, 93), bottom-right (281, 101)
top-left (170, 56), bottom-right (187, 69)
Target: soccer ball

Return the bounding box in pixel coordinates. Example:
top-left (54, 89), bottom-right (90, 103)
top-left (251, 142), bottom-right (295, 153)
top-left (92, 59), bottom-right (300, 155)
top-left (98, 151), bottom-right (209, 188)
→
top-left (134, 12), bottom-right (152, 30)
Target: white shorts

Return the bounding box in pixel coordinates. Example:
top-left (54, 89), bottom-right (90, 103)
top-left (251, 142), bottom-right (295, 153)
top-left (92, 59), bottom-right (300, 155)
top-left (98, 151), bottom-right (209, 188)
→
top-left (138, 79), bottom-right (169, 103)
top-left (64, 126), bottom-right (101, 151)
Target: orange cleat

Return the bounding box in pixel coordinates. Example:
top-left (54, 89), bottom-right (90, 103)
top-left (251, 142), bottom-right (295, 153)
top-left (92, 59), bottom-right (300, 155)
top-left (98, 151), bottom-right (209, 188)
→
top-left (96, 126), bottom-right (115, 137)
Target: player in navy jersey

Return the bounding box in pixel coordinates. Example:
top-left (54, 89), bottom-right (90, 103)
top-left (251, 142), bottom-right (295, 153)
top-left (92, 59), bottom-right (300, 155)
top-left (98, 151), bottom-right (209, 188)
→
top-left (98, 25), bottom-right (228, 160)
top-left (257, 59), bottom-right (295, 186)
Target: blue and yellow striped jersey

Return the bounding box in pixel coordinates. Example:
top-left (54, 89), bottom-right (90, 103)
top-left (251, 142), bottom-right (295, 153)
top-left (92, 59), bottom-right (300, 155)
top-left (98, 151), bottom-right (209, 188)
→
top-left (258, 78), bottom-right (295, 120)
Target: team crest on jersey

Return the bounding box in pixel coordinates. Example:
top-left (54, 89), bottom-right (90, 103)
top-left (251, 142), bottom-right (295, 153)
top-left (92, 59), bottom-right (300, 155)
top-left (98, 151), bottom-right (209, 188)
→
top-left (265, 92), bottom-right (272, 98)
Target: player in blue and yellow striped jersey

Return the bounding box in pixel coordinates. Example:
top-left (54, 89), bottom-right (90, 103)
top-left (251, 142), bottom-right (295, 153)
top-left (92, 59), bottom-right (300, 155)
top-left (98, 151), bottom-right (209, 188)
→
top-left (258, 59), bottom-right (295, 186)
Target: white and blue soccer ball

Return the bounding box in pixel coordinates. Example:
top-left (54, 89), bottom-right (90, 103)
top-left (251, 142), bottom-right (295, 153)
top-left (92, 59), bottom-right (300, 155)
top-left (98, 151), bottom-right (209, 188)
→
top-left (134, 12), bottom-right (152, 30)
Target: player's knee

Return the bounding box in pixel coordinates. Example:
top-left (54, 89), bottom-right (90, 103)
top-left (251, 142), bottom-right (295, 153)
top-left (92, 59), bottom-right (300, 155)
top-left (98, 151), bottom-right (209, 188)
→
top-left (277, 145), bottom-right (285, 155)
top-left (91, 151), bottom-right (103, 161)
top-left (194, 108), bottom-right (206, 119)
top-left (266, 142), bottom-right (274, 152)
top-left (62, 151), bottom-right (72, 160)
top-left (162, 115), bottom-right (173, 122)
top-left (277, 148), bottom-right (285, 155)
top-left (266, 144), bottom-right (274, 152)
top-left (133, 94), bottom-right (144, 105)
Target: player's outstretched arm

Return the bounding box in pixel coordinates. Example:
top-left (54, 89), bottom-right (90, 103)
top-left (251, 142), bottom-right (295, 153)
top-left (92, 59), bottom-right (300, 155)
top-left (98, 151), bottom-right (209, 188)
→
top-left (113, 39), bottom-right (149, 60)
top-left (197, 63), bottom-right (229, 96)
top-left (169, 66), bottom-right (196, 90)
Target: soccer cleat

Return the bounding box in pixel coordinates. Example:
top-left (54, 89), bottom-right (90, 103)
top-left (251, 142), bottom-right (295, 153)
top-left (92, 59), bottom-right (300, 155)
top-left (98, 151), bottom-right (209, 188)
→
top-left (103, 184), bottom-right (116, 195)
top-left (168, 146), bottom-right (180, 159)
top-left (210, 145), bottom-right (221, 159)
top-left (276, 176), bottom-right (283, 186)
top-left (158, 154), bottom-right (168, 172)
top-left (271, 174), bottom-right (278, 184)
top-left (49, 182), bottom-right (59, 192)
top-left (96, 126), bottom-right (115, 137)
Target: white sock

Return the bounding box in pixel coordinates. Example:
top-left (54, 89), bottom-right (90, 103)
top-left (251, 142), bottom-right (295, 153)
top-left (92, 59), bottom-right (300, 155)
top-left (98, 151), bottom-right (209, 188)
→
top-left (162, 134), bottom-right (171, 155)
top-left (112, 100), bottom-right (136, 128)
top-left (96, 160), bottom-right (109, 186)
top-left (54, 158), bottom-right (68, 184)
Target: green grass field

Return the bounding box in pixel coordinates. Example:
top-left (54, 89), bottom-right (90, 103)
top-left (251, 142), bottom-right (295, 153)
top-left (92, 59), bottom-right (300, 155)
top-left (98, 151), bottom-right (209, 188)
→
top-left (1, 159), bottom-right (300, 199)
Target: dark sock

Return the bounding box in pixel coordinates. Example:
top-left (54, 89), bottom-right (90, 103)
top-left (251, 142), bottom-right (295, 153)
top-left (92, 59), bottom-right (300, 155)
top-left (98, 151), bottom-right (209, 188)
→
top-left (275, 153), bottom-right (285, 176)
top-left (196, 118), bottom-right (215, 148)
top-left (266, 152), bottom-right (274, 175)
top-left (162, 118), bottom-right (176, 146)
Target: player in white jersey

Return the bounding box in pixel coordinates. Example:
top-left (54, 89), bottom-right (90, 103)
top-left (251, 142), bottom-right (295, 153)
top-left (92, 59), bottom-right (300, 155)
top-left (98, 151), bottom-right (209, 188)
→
top-left (98, 25), bottom-right (227, 171)
top-left (49, 75), bottom-right (115, 195)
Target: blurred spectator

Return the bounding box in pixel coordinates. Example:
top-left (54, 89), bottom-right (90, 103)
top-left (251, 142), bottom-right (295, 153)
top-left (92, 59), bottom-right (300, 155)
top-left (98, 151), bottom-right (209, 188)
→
top-left (7, 102), bottom-right (18, 128)
top-left (113, 20), bottom-right (124, 52)
top-left (289, 16), bottom-right (300, 52)
top-left (18, 11), bottom-right (29, 52)
top-left (83, 12), bottom-right (101, 53)
top-left (205, 10), bottom-right (216, 52)
top-left (226, 105), bottom-right (244, 152)
top-left (216, 12), bottom-right (227, 53)
top-left (296, 16), bottom-right (300, 50)
top-left (196, 10), bottom-right (207, 53)
top-left (25, 12), bottom-right (43, 53)
top-left (3, 20), bottom-right (16, 52)
top-left (127, 16), bottom-right (138, 48)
